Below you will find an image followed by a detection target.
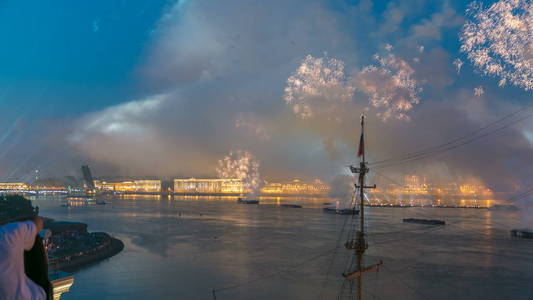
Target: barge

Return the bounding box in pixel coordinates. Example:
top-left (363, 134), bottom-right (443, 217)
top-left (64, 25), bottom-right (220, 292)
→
top-left (237, 198), bottom-right (259, 204)
top-left (403, 218), bottom-right (445, 225)
top-left (511, 228), bottom-right (533, 239)
top-left (281, 204), bottom-right (302, 208)
top-left (323, 206), bottom-right (359, 215)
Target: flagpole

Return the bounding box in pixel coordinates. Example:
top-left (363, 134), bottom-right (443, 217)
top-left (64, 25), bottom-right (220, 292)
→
top-left (361, 115), bottom-right (365, 164)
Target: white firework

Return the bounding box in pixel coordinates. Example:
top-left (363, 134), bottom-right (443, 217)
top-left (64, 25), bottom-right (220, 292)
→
top-left (453, 58), bottom-right (464, 74)
top-left (284, 55), bottom-right (355, 119)
top-left (474, 86), bottom-right (485, 96)
top-left (460, 0), bottom-right (533, 90)
top-left (216, 150), bottom-right (261, 197)
top-left (357, 53), bottom-right (422, 121)
top-left (418, 45), bottom-right (425, 53)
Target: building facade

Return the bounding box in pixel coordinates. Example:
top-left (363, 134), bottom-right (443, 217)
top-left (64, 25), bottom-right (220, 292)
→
top-left (173, 178), bottom-right (244, 194)
top-left (261, 179), bottom-right (330, 195)
top-left (95, 180), bottom-right (161, 193)
top-left (0, 183), bottom-right (29, 190)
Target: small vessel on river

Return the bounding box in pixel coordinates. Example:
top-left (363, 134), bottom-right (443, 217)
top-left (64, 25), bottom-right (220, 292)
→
top-left (281, 204), bottom-right (302, 208)
top-left (237, 197), bottom-right (259, 204)
top-left (403, 218), bottom-right (446, 225)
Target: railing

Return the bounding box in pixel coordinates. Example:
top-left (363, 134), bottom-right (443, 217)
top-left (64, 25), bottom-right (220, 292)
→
top-left (50, 272), bottom-right (75, 300)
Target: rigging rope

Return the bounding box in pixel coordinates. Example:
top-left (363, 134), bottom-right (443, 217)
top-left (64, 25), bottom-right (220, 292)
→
top-left (318, 209), bottom-right (353, 300)
top-left (381, 265), bottom-right (432, 300)
top-left (211, 247), bottom-right (336, 299)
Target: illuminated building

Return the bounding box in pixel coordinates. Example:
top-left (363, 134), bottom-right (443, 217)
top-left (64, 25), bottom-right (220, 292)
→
top-left (0, 182), bottom-right (29, 190)
top-left (402, 175), bottom-right (428, 195)
top-left (459, 184), bottom-right (493, 196)
top-left (95, 180), bottom-right (161, 193)
top-left (133, 180), bottom-right (161, 193)
top-left (109, 181), bottom-right (135, 192)
top-left (173, 178), bottom-right (244, 194)
top-left (261, 179), bottom-right (330, 195)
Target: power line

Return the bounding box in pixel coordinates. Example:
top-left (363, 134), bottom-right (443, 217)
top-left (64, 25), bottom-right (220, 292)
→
top-left (370, 102), bottom-right (533, 166)
top-left (374, 111), bottom-right (533, 169)
top-left (212, 247), bottom-right (336, 298)
top-left (507, 187), bottom-right (533, 202)
top-left (369, 103), bottom-right (533, 169)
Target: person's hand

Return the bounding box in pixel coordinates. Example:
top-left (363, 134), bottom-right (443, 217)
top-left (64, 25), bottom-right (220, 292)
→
top-left (30, 217), bottom-right (43, 232)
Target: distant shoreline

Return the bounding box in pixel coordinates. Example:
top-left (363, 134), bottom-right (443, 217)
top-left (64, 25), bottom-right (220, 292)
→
top-left (100, 191), bottom-right (329, 197)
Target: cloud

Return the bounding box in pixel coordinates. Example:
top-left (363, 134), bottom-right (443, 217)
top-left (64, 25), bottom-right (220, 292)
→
top-left (59, 0), bottom-right (532, 196)
top-left (411, 7), bottom-right (463, 40)
top-left (413, 47), bottom-right (455, 89)
top-left (70, 94), bottom-right (167, 142)
top-left (234, 113), bottom-right (271, 141)
top-left (69, 0), bottom-right (355, 179)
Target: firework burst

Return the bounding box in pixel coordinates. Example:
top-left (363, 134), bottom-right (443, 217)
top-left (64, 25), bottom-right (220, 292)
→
top-left (460, 0), bottom-right (533, 90)
top-left (357, 53), bottom-right (422, 121)
top-left (453, 58), bottom-right (464, 74)
top-left (474, 86), bottom-right (485, 96)
top-left (216, 150), bottom-right (261, 198)
top-left (283, 55), bottom-right (355, 119)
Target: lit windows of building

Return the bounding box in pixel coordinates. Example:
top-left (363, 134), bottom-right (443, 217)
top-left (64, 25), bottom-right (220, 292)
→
top-left (173, 178), bottom-right (244, 194)
top-left (113, 181), bottom-right (136, 192)
top-left (133, 180), bottom-right (161, 193)
top-left (402, 175), bottom-right (428, 195)
top-left (459, 184), bottom-right (493, 196)
top-left (261, 179), bottom-right (330, 195)
top-left (95, 180), bottom-right (161, 193)
top-left (0, 182), bottom-right (28, 190)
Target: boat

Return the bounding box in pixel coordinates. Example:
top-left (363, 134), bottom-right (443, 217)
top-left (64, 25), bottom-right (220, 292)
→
top-left (511, 228), bottom-right (533, 239)
top-left (403, 218), bottom-right (445, 225)
top-left (488, 204), bottom-right (519, 211)
top-left (96, 200), bottom-right (108, 205)
top-left (61, 196), bottom-right (95, 207)
top-left (237, 197), bottom-right (259, 204)
top-left (323, 206), bottom-right (359, 215)
top-left (281, 204), bottom-right (302, 208)
top-left (65, 196), bottom-right (95, 201)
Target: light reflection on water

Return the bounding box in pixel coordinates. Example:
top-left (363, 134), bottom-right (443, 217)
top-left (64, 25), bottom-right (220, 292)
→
top-left (34, 195), bottom-right (533, 300)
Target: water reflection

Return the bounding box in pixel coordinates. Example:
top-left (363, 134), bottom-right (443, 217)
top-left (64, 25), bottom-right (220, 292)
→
top-left (30, 195), bottom-right (533, 300)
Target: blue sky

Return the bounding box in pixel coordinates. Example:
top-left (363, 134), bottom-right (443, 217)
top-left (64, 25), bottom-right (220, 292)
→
top-left (0, 0), bottom-right (168, 116)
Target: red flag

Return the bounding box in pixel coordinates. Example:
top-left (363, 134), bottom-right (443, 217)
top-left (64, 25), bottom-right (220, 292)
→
top-left (357, 133), bottom-right (364, 157)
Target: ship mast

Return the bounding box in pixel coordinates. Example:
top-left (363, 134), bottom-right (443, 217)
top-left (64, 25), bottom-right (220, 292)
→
top-left (344, 115), bottom-right (382, 300)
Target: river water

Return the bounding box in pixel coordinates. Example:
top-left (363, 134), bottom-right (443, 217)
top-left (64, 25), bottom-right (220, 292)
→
top-left (35, 195), bottom-right (533, 300)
